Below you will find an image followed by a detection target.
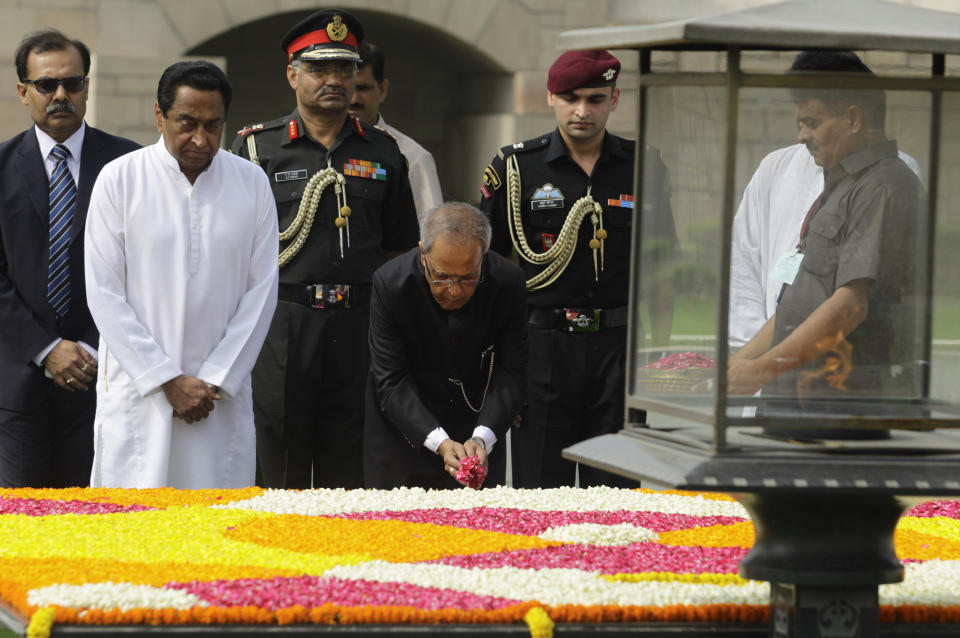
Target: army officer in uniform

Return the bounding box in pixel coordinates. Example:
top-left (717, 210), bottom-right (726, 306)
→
top-left (231, 9), bottom-right (419, 489)
top-left (480, 50), bottom-right (677, 488)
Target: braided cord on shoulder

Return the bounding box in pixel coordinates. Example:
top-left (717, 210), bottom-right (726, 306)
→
top-left (245, 135), bottom-right (260, 166)
top-left (278, 164), bottom-right (348, 268)
top-left (505, 154), bottom-right (605, 290)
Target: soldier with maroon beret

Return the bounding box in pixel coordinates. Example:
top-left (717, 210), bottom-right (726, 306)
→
top-left (479, 50), bottom-right (677, 488)
top-left (231, 9), bottom-right (419, 489)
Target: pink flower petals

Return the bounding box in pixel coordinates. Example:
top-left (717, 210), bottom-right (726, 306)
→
top-left (332, 508), bottom-right (745, 536)
top-left (456, 457), bottom-right (486, 490)
top-left (425, 542), bottom-right (747, 575)
top-left (167, 575), bottom-right (521, 611)
top-left (0, 497), bottom-right (153, 516)
top-left (642, 352), bottom-right (715, 370)
top-left (906, 500), bottom-right (960, 519)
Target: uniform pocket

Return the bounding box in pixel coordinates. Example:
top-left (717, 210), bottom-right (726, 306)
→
top-left (527, 208), bottom-right (566, 230)
top-left (271, 179), bottom-right (307, 206)
top-left (603, 205), bottom-right (632, 229)
top-left (802, 211), bottom-right (844, 278)
top-left (347, 178), bottom-right (387, 202)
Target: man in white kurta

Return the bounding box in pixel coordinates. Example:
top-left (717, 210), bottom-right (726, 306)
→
top-left (84, 61), bottom-right (278, 488)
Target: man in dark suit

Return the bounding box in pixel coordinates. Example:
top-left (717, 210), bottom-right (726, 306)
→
top-left (365, 202), bottom-right (527, 489)
top-left (0, 29), bottom-right (138, 487)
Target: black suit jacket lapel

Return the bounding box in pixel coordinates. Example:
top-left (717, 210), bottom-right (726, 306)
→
top-left (15, 130), bottom-right (49, 224)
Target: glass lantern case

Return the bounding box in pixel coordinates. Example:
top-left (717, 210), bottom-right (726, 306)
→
top-left (561, 0), bottom-right (960, 469)
top-left (560, 6), bottom-right (960, 638)
top-left (560, 4), bottom-right (960, 634)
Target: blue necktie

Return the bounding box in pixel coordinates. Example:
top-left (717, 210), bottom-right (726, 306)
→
top-left (47, 144), bottom-right (76, 318)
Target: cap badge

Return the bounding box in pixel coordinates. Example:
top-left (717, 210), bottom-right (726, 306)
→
top-left (602, 68), bottom-right (616, 81)
top-left (327, 15), bottom-right (348, 42)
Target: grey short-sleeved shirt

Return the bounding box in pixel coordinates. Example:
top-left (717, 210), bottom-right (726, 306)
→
top-left (768, 140), bottom-right (925, 399)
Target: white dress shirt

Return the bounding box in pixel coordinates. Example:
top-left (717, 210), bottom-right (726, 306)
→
top-left (32, 122), bottom-right (97, 369)
top-left (377, 114), bottom-right (443, 218)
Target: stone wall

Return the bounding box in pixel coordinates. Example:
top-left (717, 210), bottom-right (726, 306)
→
top-left (2, 0), bottom-right (959, 204)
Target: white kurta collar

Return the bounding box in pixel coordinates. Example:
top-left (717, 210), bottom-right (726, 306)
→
top-left (152, 136), bottom-right (219, 181)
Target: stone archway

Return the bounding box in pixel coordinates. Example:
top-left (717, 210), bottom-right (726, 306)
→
top-left (0, 0), bottom-right (609, 198)
top-left (186, 6), bottom-right (525, 201)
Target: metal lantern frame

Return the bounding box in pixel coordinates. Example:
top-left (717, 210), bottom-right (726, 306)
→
top-left (560, 0), bottom-right (960, 458)
top-left (561, 3), bottom-right (960, 635)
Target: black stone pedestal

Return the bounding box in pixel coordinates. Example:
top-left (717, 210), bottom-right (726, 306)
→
top-left (736, 492), bottom-right (908, 638)
top-left (770, 583), bottom-right (878, 638)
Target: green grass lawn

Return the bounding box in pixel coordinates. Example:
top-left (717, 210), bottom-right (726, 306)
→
top-left (934, 295), bottom-right (960, 341)
top-left (658, 293), bottom-right (960, 343)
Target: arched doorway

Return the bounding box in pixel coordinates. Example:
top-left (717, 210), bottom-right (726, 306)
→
top-left (189, 9), bottom-right (513, 202)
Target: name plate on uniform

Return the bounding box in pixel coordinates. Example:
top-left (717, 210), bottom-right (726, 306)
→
top-left (275, 170), bottom-right (308, 183)
top-left (531, 183), bottom-right (564, 211)
top-left (531, 199), bottom-right (564, 211)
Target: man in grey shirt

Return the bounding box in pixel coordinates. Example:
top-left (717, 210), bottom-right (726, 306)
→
top-left (728, 51), bottom-right (924, 414)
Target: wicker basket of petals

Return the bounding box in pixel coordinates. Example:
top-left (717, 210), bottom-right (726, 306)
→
top-left (636, 352), bottom-right (715, 393)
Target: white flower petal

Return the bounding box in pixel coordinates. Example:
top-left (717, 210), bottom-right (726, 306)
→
top-left (224, 486), bottom-right (747, 518)
top-left (325, 561), bottom-right (768, 607)
top-left (27, 583), bottom-right (205, 611)
top-left (539, 523), bottom-right (659, 545)
top-left (880, 560), bottom-right (960, 606)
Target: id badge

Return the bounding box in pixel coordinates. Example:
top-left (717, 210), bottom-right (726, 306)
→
top-left (770, 252), bottom-right (804, 286)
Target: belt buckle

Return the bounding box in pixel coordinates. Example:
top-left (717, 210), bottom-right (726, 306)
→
top-left (311, 284), bottom-right (351, 309)
top-left (564, 308), bottom-right (599, 333)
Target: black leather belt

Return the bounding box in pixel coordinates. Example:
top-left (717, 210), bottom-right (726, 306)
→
top-left (278, 283), bottom-right (371, 309)
top-left (527, 306), bottom-right (629, 333)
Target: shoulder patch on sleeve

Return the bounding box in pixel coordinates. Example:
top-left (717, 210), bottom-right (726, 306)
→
top-left (482, 164), bottom-right (502, 191)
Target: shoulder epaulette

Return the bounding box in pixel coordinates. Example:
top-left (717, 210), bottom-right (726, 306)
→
top-left (373, 125), bottom-right (397, 142)
top-left (364, 120), bottom-right (401, 143)
top-left (499, 135), bottom-right (548, 160)
top-left (235, 116), bottom-right (287, 138)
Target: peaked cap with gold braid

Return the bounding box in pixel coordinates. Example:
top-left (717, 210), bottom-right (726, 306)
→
top-left (281, 9), bottom-right (364, 63)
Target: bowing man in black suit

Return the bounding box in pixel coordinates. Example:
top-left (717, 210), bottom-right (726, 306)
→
top-left (0, 30), bottom-right (138, 487)
top-left (365, 202), bottom-right (527, 489)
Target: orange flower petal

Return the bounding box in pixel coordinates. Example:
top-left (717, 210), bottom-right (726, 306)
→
top-left (657, 521), bottom-right (755, 548)
top-left (225, 515), bottom-right (561, 562)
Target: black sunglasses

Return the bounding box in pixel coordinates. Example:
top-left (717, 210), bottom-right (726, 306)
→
top-left (23, 75), bottom-right (87, 95)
